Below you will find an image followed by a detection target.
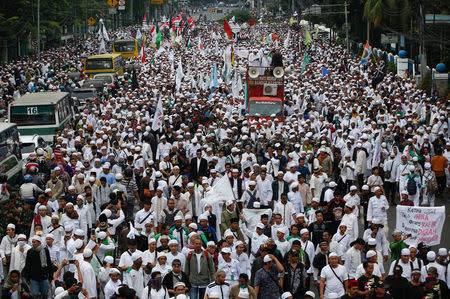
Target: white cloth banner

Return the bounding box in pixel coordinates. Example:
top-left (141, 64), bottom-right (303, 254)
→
top-left (201, 175), bottom-right (235, 240)
top-left (395, 206), bottom-right (445, 246)
top-left (242, 208), bottom-right (272, 232)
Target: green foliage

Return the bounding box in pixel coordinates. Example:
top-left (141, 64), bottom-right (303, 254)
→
top-left (419, 71), bottom-right (432, 95)
top-left (226, 10), bottom-right (252, 24)
top-left (387, 61), bottom-right (397, 74)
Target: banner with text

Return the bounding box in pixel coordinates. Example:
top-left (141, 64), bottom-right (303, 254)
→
top-left (396, 206), bottom-right (445, 246)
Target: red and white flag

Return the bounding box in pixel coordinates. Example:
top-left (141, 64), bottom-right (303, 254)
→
top-left (140, 45), bottom-right (146, 63)
top-left (152, 97), bottom-right (164, 131)
top-left (188, 16), bottom-right (194, 27)
top-left (198, 37), bottom-right (204, 51)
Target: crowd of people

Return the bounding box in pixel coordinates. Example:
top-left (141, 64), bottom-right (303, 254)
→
top-left (0, 14), bottom-right (449, 299)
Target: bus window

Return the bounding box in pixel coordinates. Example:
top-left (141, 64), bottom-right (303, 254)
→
top-left (0, 155), bottom-right (18, 174)
top-left (10, 105), bottom-right (56, 125)
top-left (85, 58), bottom-right (113, 70)
top-left (114, 56), bottom-right (123, 70)
top-left (114, 40), bottom-right (136, 52)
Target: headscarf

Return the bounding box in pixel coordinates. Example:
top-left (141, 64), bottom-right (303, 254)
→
top-left (2, 271), bottom-right (22, 298)
top-left (34, 243), bottom-right (48, 268)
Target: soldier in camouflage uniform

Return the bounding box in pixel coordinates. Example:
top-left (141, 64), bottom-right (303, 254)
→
top-left (0, 196), bottom-right (20, 237)
top-left (17, 200), bottom-right (35, 237)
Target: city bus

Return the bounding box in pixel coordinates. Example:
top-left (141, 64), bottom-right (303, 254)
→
top-left (0, 123), bottom-right (23, 188)
top-left (8, 92), bottom-right (74, 142)
top-left (83, 53), bottom-right (124, 77)
top-left (113, 39), bottom-right (139, 59)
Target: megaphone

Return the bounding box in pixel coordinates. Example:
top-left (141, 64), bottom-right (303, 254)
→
top-left (239, 66), bottom-right (247, 74)
top-left (248, 67), bottom-right (259, 79)
top-left (273, 67), bottom-right (284, 78)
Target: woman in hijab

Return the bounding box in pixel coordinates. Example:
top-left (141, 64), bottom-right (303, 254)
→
top-left (2, 270), bottom-right (32, 298)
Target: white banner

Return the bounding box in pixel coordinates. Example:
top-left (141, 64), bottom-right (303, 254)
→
top-left (242, 208), bottom-right (272, 232)
top-left (396, 206), bottom-right (446, 246)
top-left (201, 175), bottom-right (235, 240)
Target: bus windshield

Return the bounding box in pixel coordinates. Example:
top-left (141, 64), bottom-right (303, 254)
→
top-left (10, 105), bottom-right (56, 126)
top-left (248, 101), bottom-right (282, 117)
top-left (85, 58), bottom-right (113, 70)
top-left (114, 41), bottom-right (136, 52)
top-left (0, 125), bottom-right (20, 162)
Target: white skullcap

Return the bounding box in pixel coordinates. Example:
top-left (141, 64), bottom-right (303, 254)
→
top-left (168, 239), bottom-right (179, 246)
top-left (263, 255), bottom-right (273, 263)
top-left (281, 292), bottom-right (292, 299)
top-left (83, 248), bottom-right (93, 258)
top-left (7, 223), bottom-right (15, 230)
top-left (32, 235), bottom-right (42, 243)
top-left (300, 228), bottom-right (309, 235)
top-left (131, 251), bottom-right (143, 261)
top-left (329, 252), bottom-right (338, 258)
top-left (110, 268), bottom-right (121, 274)
top-left (401, 248), bottom-right (410, 255)
top-left (366, 250), bottom-right (377, 258)
top-left (438, 248), bottom-right (447, 256)
top-left (104, 256), bottom-right (114, 264)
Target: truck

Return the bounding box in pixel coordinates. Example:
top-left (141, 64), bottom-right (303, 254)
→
top-left (246, 66), bottom-right (285, 121)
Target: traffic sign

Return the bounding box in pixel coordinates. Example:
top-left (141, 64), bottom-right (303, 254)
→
top-left (107, 0), bottom-right (118, 7)
top-left (88, 17), bottom-right (96, 26)
top-left (118, 0), bottom-right (125, 5)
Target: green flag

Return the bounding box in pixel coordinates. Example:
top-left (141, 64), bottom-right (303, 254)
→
top-left (305, 29), bottom-right (312, 46)
top-left (156, 28), bottom-right (162, 45)
top-left (315, 27), bottom-right (319, 39)
top-left (301, 52), bottom-right (309, 74)
top-left (187, 38), bottom-right (191, 50)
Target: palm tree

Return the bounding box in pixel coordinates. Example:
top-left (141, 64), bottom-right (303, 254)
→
top-left (363, 0), bottom-right (396, 28)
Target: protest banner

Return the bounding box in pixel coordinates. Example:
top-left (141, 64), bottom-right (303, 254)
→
top-left (396, 206), bottom-right (445, 246)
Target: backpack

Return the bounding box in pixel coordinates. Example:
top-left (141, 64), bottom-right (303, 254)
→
top-left (406, 175), bottom-right (417, 195)
top-left (163, 209), bottom-right (180, 227)
top-left (426, 177), bottom-right (438, 195)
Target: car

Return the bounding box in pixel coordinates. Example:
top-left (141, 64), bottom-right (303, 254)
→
top-left (20, 135), bottom-right (47, 160)
top-left (93, 73), bottom-right (118, 86)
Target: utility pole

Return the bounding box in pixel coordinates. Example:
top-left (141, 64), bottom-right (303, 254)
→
top-left (37, 0), bottom-right (40, 61)
top-left (344, 1), bottom-right (349, 52)
top-left (419, 1), bottom-right (427, 81)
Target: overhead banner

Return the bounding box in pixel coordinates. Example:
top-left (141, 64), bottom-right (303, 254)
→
top-left (396, 206), bottom-right (445, 246)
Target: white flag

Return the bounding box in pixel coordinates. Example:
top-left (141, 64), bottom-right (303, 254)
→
top-left (151, 97), bottom-right (164, 131)
top-left (98, 39), bottom-right (106, 54)
top-left (136, 28), bottom-right (143, 40)
top-left (284, 31), bottom-right (290, 48)
top-left (201, 175), bottom-right (235, 239)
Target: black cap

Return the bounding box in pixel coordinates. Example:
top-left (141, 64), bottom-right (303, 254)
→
top-left (393, 265), bottom-right (403, 273)
top-left (374, 280), bottom-right (384, 288)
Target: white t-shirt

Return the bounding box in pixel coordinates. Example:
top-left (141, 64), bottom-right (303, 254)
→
top-left (196, 253), bottom-right (202, 274)
top-left (320, 264), bottom-right (348, 297)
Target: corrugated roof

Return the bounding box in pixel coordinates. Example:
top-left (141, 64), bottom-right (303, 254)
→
top-left (12, 92), bottom-right (69, 105)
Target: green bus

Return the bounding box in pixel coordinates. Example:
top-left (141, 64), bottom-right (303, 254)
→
top-left (8, 92), bottom-right (74, 142)
top-left (0, 123), bottom-right (23, 189)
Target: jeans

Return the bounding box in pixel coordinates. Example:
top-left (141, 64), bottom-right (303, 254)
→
top-left (125, 202), bottom-right (135, 221)
top-left (262, 295), bottom-right (280, 299)
top-left (189, 285), bottom-right (206, 299)
top-left (30, 279), bottom-right (49, 299)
